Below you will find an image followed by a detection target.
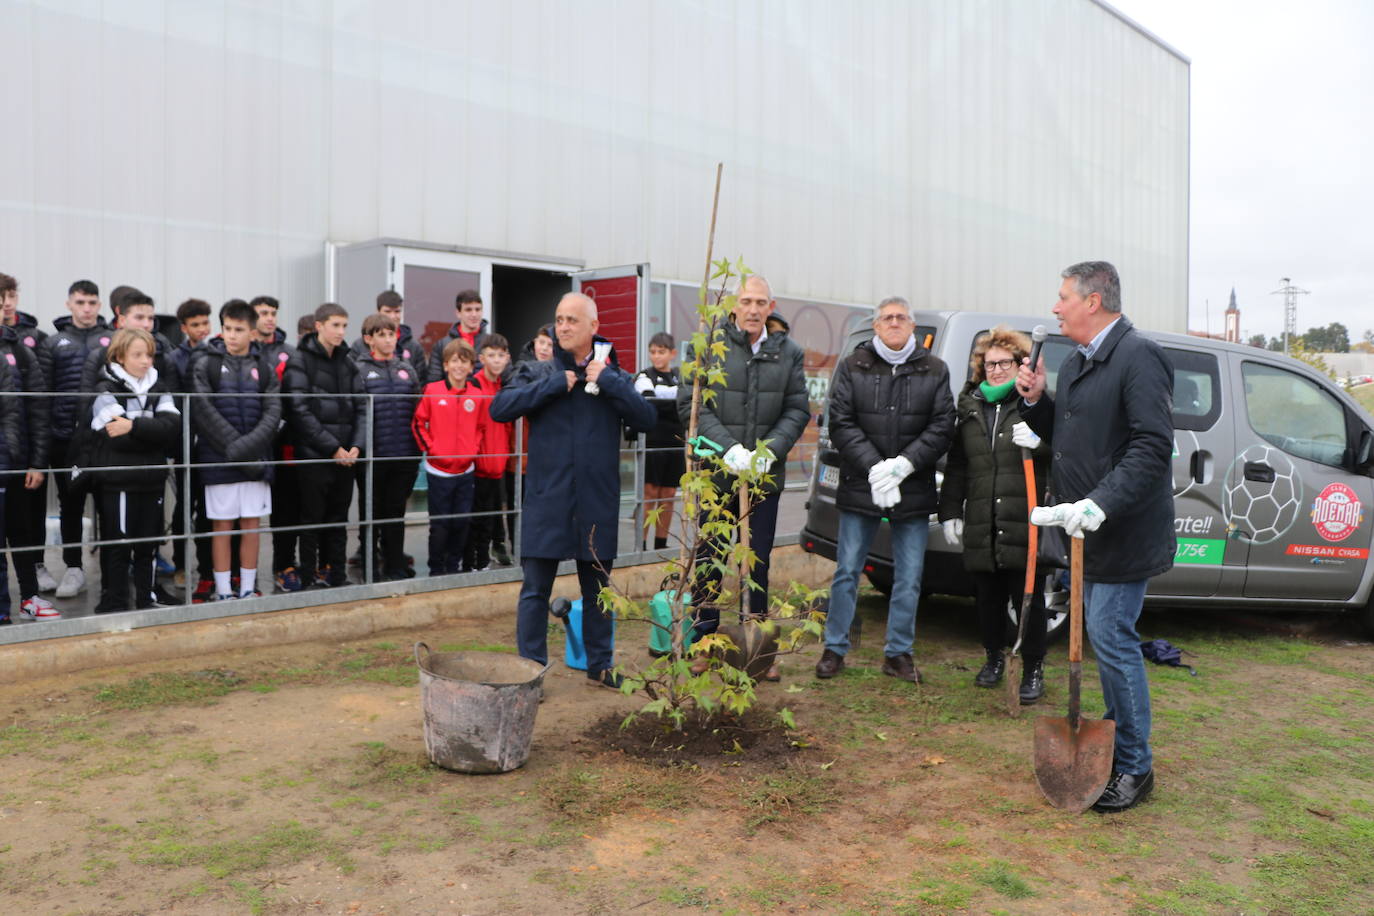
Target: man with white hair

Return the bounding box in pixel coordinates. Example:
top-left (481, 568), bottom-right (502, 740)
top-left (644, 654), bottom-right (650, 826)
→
top-left (491, 292), bottom-right (657, 688)
top-left (815, 296), bottom-right (955, 683)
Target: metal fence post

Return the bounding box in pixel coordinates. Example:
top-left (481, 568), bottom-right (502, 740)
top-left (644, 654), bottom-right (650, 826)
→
top-left (512, 420), bottom-right (523, 565)
top-left (181, 392), bottom-right (194, 605)
top-left (363, 393), bottom-right (375, 585)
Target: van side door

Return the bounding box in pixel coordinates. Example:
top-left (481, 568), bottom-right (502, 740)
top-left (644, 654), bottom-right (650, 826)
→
top-left (1229, 355), bottom-right (1373, 600)
top-left (1149, 345), bottom-right (1233, 598)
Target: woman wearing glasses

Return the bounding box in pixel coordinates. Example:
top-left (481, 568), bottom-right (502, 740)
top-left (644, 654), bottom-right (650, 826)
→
top-left (937, 325), bottom-right (1050, 703)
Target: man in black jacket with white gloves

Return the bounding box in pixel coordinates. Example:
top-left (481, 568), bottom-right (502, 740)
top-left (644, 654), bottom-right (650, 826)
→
top-left (815, 296), bottom-right (955, 684)
top-left (1016, 261), bottom-right (1175, 813)
top-left (677, 275), bottom-right (811, 680)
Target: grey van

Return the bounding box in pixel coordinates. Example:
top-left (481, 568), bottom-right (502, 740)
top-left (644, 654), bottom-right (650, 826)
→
top-left (800, 310), bottom-right (1374, 638)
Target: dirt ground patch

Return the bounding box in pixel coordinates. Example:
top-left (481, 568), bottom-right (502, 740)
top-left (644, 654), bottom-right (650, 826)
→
top-left (2, 592), bottom-right (1373, 914)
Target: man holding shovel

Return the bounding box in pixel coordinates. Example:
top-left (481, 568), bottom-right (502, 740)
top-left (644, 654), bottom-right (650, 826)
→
top-left (1016, 261), bottom-right (1175, 813)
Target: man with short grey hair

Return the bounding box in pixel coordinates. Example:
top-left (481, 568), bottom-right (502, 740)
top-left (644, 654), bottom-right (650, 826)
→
top-left (679, 274), bottom-right (810, 679)
top-left (1016, 260), bottom-right (1174, 812)
top-left (815, 295), bottom-right (954, 682)
top-left (491, 292), bottom-right (657, 688)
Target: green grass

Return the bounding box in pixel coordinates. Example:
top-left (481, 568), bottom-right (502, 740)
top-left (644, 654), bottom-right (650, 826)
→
top-left (132, 820), bottom-right (353, 880)
top-left (92, 669), bottom-right (243, 709)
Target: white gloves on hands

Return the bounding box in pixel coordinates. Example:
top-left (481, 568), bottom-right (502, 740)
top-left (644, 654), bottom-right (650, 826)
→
top-left (652, 384), bottom-right (678, 399)
top-left (723, 443), bottom-right (775, 475)
top-left (871, 483), bottom-right (900, 509)
top-left (868, 459), bottom-right (894, 485)
top-left (1030, 498), bottom-right (1106, 539)
top-left (942, 518), bottom-right (964, 545)
top-left (723, 444), bottom-right (753, 474)
top-left (1011, 421), bottom-right (1040, 450)
top-left (634, 375), bottom-right (654, 394)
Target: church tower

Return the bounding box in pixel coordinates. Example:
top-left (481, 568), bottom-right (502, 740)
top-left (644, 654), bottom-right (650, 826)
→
top-left (1224, 287), bottom-right (1240, 343)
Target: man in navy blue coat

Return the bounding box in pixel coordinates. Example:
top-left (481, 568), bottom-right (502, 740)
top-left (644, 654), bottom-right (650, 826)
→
top-left (490, 292), bottom-right (657, 688)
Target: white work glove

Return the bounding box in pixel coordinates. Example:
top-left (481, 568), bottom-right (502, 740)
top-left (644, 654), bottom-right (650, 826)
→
top-left (942, 518), bottom-right (964, 545)
top-left (1011, 422), bottom-right (1040, 450)
top-left (1064, 498), bottom-right (1106, 536)
top-left (871, 483), bottom-right (900, 509)
top-left (872, 455), bottom-right (915, 491)
top-left (634, 375), bottom-right (654, 394)
top-left (868, 458), bottom-right (894, 485)
top-left (652, 384), bottom-right (678, 399)
top-left (1031, 498), bottom-right (1105, 539)
top-left (723, 444), bottom-right (752, 475)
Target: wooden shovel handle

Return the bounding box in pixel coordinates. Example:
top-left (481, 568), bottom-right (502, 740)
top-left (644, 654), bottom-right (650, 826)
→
top-left (1021, 452), bottom-right (1039, 598)
top-left (1069, 537), bottom-right (1084, 664)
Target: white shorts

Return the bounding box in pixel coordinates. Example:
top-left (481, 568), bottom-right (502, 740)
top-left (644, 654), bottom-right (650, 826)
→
top-left (205, 480), bottom-right (273, 521)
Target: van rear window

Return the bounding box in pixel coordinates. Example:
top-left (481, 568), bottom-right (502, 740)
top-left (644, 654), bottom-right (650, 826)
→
top-left (1165, 348), bottom-right (1222, 432)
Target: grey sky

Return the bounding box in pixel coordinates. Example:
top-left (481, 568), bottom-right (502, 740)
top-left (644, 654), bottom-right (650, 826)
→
top-left (1109, 0), bottom-right (1373, 342)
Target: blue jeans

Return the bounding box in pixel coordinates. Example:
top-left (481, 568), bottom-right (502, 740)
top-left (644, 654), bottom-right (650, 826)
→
top-left (823, 510), bottom-right (928, 658)
top-left (1083, 578), bottom-right (1152, 775)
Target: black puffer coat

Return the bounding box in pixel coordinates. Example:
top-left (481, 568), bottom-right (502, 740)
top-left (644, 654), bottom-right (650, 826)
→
top-left (827, 339), bottom-right (955, 519)
top-left (0, 322), bottom-right (51, 471)
top-left (282, 332), bottom-right (367, 460)
top-left (192, 338), bottom-right (283, 485)
top-left (39, 315), bottom-right (112, 440)
top-left (258, 329), bottom-right (294, 375)
top-left (355, 353), bottom-right (421, 458)
top-left (1020, 316), bottom-right (1175, 582)
top-left (0, 348), bottom-right (24, 472)
top-left (937, 385), bottom-right (1051, 573)
top-left (676, 313), bottom-right (810, 495)
top-left (351, 324), bottom-right (426, 387)
top-left (82, 365), bottom-right (180, 492)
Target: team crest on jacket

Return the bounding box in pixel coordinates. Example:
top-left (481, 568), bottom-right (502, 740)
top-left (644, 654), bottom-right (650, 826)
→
top-left (402, 349), bottom-right (411, 360)
top-left (398, 369), bottom-right (409, 380)
top-left (100, 336), bottom-right (110, 346)
top-left (463, 399), bottom-right (475, 413)
top-left (23, 336), bottom-right (34, 348)
top-left (277, 352), bottom-right (288, 362)
top-left (4, 353), bottom-right (14, 365)
top-left (250, 367), bottom-right (259, 381)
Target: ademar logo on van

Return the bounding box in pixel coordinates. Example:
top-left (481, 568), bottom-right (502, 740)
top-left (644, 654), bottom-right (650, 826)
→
top-left (1311, 483), bottom-right (1363, 542)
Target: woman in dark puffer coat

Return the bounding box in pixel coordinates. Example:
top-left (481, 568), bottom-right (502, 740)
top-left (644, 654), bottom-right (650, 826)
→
top-left (937, 324), bottom-right (1052, 703)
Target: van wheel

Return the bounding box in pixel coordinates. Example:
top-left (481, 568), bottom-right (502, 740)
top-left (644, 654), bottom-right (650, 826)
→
top-left (1004, 574), bottom-right (1069, 645)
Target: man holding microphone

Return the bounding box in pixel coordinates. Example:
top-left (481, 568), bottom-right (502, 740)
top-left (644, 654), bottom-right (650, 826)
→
top-left (1016, 261), bottom-right (1175, 813)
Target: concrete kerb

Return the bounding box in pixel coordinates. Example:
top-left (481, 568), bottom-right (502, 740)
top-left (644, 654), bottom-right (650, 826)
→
top-left (0, 546), bottom-right (834, 684)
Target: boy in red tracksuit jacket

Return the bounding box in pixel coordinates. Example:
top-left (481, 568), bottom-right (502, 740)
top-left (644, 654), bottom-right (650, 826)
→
top-left (411, 338), bottom-right (500, 575)
top-left (467, 333), bottom-right (515, 571)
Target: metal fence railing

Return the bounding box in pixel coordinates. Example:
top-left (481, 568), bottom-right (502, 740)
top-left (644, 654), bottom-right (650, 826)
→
top-left (0, 389), bottom-right (817, 636)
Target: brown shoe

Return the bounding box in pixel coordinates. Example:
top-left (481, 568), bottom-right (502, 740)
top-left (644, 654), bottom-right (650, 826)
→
top-left (814, 648), bottom-right (844, 679)
top-left (882, 653), bottom-right (922, 684)
top-left (763, 663), bottom-right (781, 682)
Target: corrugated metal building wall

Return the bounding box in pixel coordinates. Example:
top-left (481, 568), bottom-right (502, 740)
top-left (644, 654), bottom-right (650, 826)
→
top-left (0, 0), bottom-right (1188, 330)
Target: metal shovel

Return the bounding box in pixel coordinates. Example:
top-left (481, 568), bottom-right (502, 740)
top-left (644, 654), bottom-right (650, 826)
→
top-left (1033, 536), bottom-right (1115, 812)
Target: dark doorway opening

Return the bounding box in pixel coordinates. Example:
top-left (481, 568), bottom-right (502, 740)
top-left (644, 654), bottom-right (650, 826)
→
top-left (492, 265), bottom-right (571, 358)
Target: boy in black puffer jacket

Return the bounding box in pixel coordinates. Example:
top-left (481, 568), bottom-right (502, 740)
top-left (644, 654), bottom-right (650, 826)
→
top-left (0, 314), bottom-right (55, 620)
top-left (81, 329), bottom-right (181, 613)
top-left (354, 313), bottom-right (421, 581)
top-left (38, 279), bottom-right (111, 598)
top-left (192, 301), bottom-right (282, 601)
top-left (0, 345), bottom-right (24, 622)
top-left (282, 303), bottom-right (367, 588)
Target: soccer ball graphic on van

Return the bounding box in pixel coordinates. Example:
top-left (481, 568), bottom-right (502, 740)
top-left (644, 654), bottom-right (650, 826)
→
top-left (1222, 444), bottom-right (1303, 545)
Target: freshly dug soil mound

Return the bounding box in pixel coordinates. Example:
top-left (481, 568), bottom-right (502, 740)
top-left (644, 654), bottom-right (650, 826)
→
top-left (587, 704), bottom-right (812, 768)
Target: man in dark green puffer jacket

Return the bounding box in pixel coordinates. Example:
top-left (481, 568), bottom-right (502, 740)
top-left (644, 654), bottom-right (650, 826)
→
top-left (677, 275), bottom-right (810, 666)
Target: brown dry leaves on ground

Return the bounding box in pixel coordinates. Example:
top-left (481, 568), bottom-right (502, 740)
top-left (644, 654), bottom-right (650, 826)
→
top-left (2, 594), bottom-right (1373, 915)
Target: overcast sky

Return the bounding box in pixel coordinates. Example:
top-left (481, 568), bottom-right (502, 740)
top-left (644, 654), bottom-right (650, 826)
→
top-left (1108, 0), bottom-right (1373, 342)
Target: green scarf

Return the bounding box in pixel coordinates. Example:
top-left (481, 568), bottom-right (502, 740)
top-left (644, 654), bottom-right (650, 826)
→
top-left (979, 377), bottom-right (1017, 403)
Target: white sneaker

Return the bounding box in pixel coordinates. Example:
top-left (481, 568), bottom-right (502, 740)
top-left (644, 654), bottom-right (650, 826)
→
top-left (55, 567), bottom-right (86, 598)
top-left (35, 563), bottom-right (58, 594)
top-left (19, 596), bottom-right (60, 620)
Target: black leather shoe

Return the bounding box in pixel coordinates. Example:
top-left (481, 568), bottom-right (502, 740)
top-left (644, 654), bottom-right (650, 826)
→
top-left (882, 653), bottom-right (922, 684)
top-left (974, 650), bottom-right (1004, 688)
top-left (588, 669), bottom-right (625, 690)
top-left (1019, 659), bottom-right (1045, 704)
top-left (1092, 769), bottom-right (1155, 812)
top-left (814, 648), bottom-right (845, 679)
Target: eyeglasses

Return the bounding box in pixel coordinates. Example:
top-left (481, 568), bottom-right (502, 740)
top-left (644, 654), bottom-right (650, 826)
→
top-left (875, 314), bottom-right (913, 325)
top-left (983, 359), bottom-right (1017, 372)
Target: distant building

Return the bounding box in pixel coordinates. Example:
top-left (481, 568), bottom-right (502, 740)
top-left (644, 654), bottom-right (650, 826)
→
top-left (1224, 288), bottom-right (1241, 343)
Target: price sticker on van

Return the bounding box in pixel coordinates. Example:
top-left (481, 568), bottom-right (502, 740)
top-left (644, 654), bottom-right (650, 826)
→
top-left (1175, 538), bottom-right (1226, 565)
